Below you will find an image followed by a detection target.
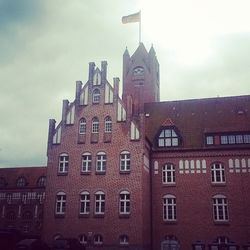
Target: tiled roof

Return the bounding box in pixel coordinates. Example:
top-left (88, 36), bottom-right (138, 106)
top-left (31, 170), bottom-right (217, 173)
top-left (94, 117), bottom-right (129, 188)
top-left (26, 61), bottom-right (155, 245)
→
top-left (0, 166), bottom-right (47, 188)
top-left (145, 95), bottom-right (250, 149)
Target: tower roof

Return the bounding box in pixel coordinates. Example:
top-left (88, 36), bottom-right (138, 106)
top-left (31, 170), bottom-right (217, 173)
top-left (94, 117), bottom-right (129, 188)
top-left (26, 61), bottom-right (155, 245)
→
top-left (131, 43), bottom-right (148, 59)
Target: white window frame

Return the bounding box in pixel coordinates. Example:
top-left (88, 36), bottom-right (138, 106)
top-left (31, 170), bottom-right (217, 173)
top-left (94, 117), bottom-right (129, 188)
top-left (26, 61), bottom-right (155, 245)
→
top-left (79, 234), bottom-right (88, 245)
top-left (162, 163), bottom-right (175, 184)
top-left (17, 177), bottom-right (26, 187)
top-left (92, 117), bottom-right (99, 133)
top-left (211, 163), bottom-right (225, 184)
top-left (213, 195), bottom-right (229, 222)
top-left (55, 192), bottom-right (66, 215)
top-left (81, 153), bottom-right (92, 173)
top-left (80, 191), bottom-right (90, 215)
top-left (158, 128), bottom-right (179, 147)
top-left (79, 118), bottom-right (86, 134)
top-left (120, 151), bottom-right (131, 172)
top-left (92, 88), bottom-right (101, 104)
top-left (104, 116), bottom-right (112, 133)
top-left (95, 191), bottom-right (105, 214)
top-left (119, 235), bottom-right (129, 245)
top-left (119, 191), bottom-right (130, 215)
top-left (94, 234), bottom-right (103, 245)
top-left (163, 194), bottom-right (176, 221)
top-left (58, 153), bottom-right (69, 173)
top-left (96, 152), bottom-right (106, 173)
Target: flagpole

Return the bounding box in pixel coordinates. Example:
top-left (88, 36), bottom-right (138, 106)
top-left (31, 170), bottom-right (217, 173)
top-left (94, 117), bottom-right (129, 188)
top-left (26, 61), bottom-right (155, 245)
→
top-left (139, 11), bottom-right (141, 44)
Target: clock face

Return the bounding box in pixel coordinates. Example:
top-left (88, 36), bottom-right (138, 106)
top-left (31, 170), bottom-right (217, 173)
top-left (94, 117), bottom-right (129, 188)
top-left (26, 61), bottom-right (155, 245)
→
top-left (133, 67), bottom-right (144, 76)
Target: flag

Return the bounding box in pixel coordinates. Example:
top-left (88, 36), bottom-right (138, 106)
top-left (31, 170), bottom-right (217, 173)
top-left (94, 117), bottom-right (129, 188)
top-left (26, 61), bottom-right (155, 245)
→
top-left (122, 11), bottom-right (141, 24)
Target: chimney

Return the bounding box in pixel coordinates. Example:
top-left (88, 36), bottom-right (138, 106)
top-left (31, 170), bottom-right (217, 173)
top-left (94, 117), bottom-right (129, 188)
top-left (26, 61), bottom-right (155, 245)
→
top-left (101, 61), bottom-right (107, 84)
top-left (47, 119), bottom-right (56, 154)
top-left (75, 81), bottom-right (82, 107)
top-left (113, 77), bottom-right (120, 101)
top-left (62, 99), bottom-right (69, 125)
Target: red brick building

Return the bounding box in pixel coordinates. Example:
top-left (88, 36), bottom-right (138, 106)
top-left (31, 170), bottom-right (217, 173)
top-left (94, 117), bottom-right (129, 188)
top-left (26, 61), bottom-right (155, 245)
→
top-left (0, 167), bottom-right (46, 236)
top-left (42, 43), bottom-right (250, 250)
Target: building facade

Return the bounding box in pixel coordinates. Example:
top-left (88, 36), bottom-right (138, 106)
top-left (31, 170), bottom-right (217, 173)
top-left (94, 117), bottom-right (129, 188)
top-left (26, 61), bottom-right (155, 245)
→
top-left (0, 167), bottom-right (46, 236)
top-left (16, 43), bottom-right (249, 249)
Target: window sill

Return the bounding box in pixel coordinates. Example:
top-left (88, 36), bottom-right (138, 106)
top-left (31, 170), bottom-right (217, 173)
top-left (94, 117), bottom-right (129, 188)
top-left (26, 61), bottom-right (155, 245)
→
top-left (162, 183), bottom-right (176, 187)
top-left (214, 221), bottom-right (230, 225)
top-left (119, 214), bottom-right (130, 219)
top-left (95, 171), bottom-right (106, 175)
top-left (120, 170), bottom-right (131, 174)
top-left (81, 171), bottom-right (91, 175)
top-left (54, 214), bottom-right (65, 218)
top-left (79, 213), bottom-right (90, 218)
top-left (94, 214), bottom-right (105, 218)
top-left (163, 220), bottom-right (177, 225)
top-left (211, 183), bottom-right (226, 187)
top-left (57, 172), bottom-right (68, 176)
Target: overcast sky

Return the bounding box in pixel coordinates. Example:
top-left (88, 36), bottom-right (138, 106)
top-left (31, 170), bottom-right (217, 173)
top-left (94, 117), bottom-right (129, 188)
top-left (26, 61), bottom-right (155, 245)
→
top-left (0, 0), bottom-right (250, 168)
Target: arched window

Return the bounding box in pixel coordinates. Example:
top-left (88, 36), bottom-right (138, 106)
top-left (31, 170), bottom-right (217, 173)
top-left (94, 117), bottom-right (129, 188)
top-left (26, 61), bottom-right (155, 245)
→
top-left (119, 191), bottom-right (130, 215)
top-left (92, 88), bottom-right (101, 104)
top-left (81, 153), bottom-right (92, 173)
top-left (161, 236), bottom-right (180, 250)
top-left (37, 176), bottom-right (46, 187)
top-left (80, 191), bottom-right (90, 215)
top-left (79, 118), bottom-right (86, 134)
top-left (104, 116), bottom-right (112, 133)
top-left (79, 234), bottom-right (88, 245)
top-left (163, 194), bottom-right (176, 221)
top-left (6, 211), bottom-right (16, 221)
top-left (211, 162), bottom-right (225, 183)
top-left (58, 153), bottom-right (69, 174)
top-left (92, 117), bottom-right (99, 133)
top-left (95, 191), bottom-right (105, 215)
top-left (16, 177), bottom-right (27, 187)
top-left (55, 192), bottom-right (66, 215)
top-left (22, 211), bottom-right (33, 221)
top-left (162, 163), bottom-right (175, 184)
top-left (93, 234), bottom-right (103, 245)
top-left (213, 195), bottom-right (228, 222)
top-left (120, 151), bottom-right (130, 172)
top-left (96, 152), bottom-right (106, 173)
top-left (119, 235), bottom-right (129, 245)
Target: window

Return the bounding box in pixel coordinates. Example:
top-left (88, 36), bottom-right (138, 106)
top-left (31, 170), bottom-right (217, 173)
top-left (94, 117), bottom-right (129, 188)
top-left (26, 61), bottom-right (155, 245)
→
top-left (92, 88), bottom-right (101, 104)
top-left (37, 176), bottom-right (46, 187)
top-left (55, 192), bottom-right (66, 215)
top-left (16, 177), bottom-right (27, 187)
top-left (22, 211), bottom-right (33, 221)
top-left (0, 177), bottom-right (6, 187)
top-left (80, 192), bottom-right (90, 215)
top-left (119, 191), bottom-right (130, 215)
top-left (213, 195), bottom-right (229, 222)
top-left (162, 163), bottom-right (175, 184)
top-left (206, 136), bottom-right (214, 145)
top-left (93, 234), bottom-right (103, 245)
top-left (104, 116), bottom-right (112, 133)
top-left (92, 117), bottom-right (99, 133)
top-left (6, 211), bottom-right (16, 221)
top-left (81, 153), bottom-right (92, 173)
top-left (158, 128), bottom-right (179, 147)
top-left (211, 163), bottom-right (225, 184)
top-left (120, 235), bottom-right (129, 245)
top-left (120, 151), bottom-right (131, 172)
top-left (96, 152), bottom-right (106, 173)
top-left (58, 153), bottom-right (69, 174)
top-left (163, 194), bottom-right (176, 221)
top-left (95, 191), bottom-right (105, 215)
top-left (79, 234), bottom-right (87, 245)
top-left (79, 118), bottom-right (86, 134)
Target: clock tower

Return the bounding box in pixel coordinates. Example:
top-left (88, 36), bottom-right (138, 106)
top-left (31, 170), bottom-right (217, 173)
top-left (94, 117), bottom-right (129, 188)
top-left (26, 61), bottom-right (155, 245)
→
top-left (122, 43), bottom-right (160, 117)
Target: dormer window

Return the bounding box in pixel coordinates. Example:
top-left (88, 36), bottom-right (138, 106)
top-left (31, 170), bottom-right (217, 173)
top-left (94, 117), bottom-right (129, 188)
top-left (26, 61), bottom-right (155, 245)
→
top-left (158, 128), bottom-right (180, 147)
